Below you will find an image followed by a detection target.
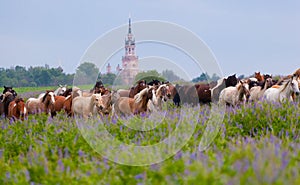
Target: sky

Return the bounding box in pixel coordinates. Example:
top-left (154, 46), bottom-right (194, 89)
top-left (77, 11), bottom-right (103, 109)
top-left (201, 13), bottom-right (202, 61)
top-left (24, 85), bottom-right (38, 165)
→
top-left (0, 0), bottom-right (299, 79)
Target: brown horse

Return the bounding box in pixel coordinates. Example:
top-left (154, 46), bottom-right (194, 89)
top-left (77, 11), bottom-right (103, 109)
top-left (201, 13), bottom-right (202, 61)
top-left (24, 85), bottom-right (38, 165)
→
top-left (2, 91), bottom-right (16, 117)
top-left (50, 95), bottom-right (66, 117)
top-left (42, 91), bottom-right (56, 116)
top-left (0, 94), bottom-right (4, 117)
top-left (293, 68), bottom-right (300, 77)
top-left (195, 83), bottom-right (211, 104)
top-left (129, 80), bottom-right (146, 98)
top-left (8, 98), bottom-right (27, 121)
top-left (63, 95), bottom-right (73, 117)
top-left (255, 72), bottom-right (264, 82)
top-left (112, 87), bottom-right (153, 117)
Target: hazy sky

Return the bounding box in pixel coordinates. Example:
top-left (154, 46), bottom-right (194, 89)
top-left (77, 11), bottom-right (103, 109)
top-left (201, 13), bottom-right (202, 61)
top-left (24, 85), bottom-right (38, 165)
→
top-left (0, 1), bottom-right (299, 78)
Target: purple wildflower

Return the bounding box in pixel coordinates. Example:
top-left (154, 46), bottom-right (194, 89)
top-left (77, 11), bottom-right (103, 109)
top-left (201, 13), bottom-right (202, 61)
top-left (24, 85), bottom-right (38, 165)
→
top-left (135, 173), bottom-right (144, 180)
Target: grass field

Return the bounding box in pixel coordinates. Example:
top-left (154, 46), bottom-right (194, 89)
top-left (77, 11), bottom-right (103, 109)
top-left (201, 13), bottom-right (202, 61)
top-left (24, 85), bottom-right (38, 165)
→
top-left (1, 89), bottom-right (300, 184)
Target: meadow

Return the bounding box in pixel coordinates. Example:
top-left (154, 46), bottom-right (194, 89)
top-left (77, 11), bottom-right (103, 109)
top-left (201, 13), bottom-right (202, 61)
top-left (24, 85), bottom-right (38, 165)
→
top-left (1, 87), bottom-right (300, 184)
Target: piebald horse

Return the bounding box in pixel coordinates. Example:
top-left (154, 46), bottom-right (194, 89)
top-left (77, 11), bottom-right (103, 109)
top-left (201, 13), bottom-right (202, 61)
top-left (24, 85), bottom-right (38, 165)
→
top-left (8, 98), bottom-right (27, 121)
top-left (42, 91), bottom-right (56, 116)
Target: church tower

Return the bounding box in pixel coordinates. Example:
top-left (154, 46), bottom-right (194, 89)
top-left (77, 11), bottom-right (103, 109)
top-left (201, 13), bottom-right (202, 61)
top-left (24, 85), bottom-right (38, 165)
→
top-left (121, 16), bottom-right (139, 85)
top-left (106, 63), bottom-right (111, 74)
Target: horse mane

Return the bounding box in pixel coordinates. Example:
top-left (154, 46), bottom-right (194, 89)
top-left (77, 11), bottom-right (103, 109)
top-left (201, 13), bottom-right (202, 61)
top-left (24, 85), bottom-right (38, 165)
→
top-left (156, 84), bottom-right (167, 96)
top-left (278, 78), bottom-right (292, 93)
top-left (134, 88), bottom-right (148, 103)
top-left (42, 91), bottom-right (54, 103)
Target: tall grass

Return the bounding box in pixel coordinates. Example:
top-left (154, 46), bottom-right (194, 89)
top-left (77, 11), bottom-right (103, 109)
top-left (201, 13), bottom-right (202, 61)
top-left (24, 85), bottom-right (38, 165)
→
top-left (1, 100), bottom-right (299, 184)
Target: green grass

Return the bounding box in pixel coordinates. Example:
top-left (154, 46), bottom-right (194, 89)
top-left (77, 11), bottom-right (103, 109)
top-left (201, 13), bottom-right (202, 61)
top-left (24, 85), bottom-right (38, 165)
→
top-left (1, 92), bottom-right (300, 184)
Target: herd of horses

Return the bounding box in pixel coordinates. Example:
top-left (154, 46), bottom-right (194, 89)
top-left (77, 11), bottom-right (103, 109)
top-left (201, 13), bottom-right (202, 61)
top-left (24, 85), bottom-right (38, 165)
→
top-left (0, 68), bottom-right (299, 121)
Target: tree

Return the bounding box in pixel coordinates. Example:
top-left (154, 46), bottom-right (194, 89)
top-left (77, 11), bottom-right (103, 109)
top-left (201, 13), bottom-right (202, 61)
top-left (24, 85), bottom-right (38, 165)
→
top-left (134, 70), bottom-right (166, 84)
top-left (162, 70), bottom-right (181, 82)
top-left (100, 73), bottom-right (117, 85)
top-left (192, 73), bottom-right (208, 83)
top-left (74, 62), bottom-right (100, 85)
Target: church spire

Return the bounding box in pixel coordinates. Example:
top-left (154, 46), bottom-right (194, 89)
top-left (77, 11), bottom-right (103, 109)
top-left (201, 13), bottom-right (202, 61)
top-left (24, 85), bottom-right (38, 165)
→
top-left (128, 15), bottom-right (132, 34)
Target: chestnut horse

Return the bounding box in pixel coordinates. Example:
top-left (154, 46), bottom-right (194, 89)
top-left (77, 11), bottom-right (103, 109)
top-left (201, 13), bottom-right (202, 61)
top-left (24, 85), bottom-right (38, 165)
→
top-left (8, 98), bottom-right (27, 121)
top-left (50, 95), bottom-right (66, 117)
top-left (42, 91), bottom-right (56, 116)
top-left (129, 80), bottom-right (147, 98)
top-left (63, 95), bottom-right (73, 117)
top-left (254, 72), bottom-right (264, 82)
top-left (112, 87), bottom-right (153, 117)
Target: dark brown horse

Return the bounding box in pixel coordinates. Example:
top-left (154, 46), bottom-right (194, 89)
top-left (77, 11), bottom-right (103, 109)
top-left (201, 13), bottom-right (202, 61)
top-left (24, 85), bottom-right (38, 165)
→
top-left (211, 74), bottom-right (238, 103)
top-left (225, 74), bottom-right (238, 87)
top-left (165, 83), bottom-right (211, 106)
top-left (2, 92), bottom-right (16, 118)
top-left (129, 80), bottom-right (147, 98)
top-left (3, 86), bottom-right (18, 97)
top-left (8, 98), bottom-right (27, 121)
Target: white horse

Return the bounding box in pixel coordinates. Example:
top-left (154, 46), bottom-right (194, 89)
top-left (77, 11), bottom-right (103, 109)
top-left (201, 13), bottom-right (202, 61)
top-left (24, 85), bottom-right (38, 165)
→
top-left (219, 81), bottom-right (250, 106)
top-left (72, 94), bottom-right (104, 118)
top-left (54, 85), bottom-right (67, 96)
top-left (263, 75), bottom-right (300, 103)
top-left (249, 78), bottom-right (273, 102)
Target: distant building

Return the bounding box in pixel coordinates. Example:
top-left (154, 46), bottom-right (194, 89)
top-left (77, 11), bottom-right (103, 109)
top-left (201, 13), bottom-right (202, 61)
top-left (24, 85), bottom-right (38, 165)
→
top-left (106, 16), bottom-right (139, 84)
top-left (106, 63), bottom-right (111, 74)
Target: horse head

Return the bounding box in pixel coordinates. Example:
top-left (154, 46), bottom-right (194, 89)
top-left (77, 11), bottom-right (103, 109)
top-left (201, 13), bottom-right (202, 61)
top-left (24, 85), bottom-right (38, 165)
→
top-left (54, 85), bottom-right (67, 96)
top-left (43, 91), bottom-right (56, 106)
top-left (264, 74), bottom-right (272, 80)
top-left (3, 86), bottom-right (17, 97)
top-left (96, 93), bottom-right (112, 115)
top-left (291, 75), bottom-right (300, 96)
top-left (238, 80), bottom-right (250, 102)
top-left (225, 74), bottom-right (238, 87)
top-left (255, 72), bottom-right (264, 82)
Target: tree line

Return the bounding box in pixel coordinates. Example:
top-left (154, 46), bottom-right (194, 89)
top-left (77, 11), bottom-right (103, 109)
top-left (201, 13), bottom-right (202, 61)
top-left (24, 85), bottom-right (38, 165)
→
top-left (0, 62), bottom-right (220, 87)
